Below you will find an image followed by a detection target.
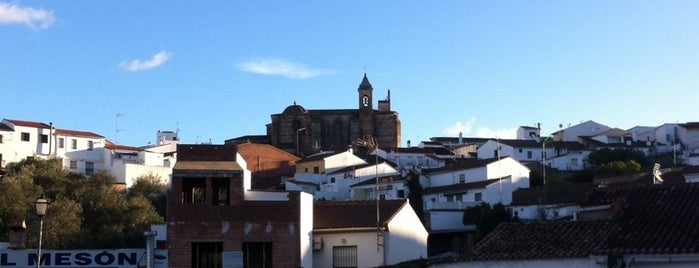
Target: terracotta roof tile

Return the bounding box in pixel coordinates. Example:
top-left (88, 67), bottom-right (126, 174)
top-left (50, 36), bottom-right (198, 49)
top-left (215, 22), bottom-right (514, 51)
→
top-left (54, 128), bottom-right (104, 138)
top-left (314, 200), bottom-right (406, 229)
top-left (5, 119), bottom-right (50, 129)
top-left (469, 220), bottom-right (614, 260)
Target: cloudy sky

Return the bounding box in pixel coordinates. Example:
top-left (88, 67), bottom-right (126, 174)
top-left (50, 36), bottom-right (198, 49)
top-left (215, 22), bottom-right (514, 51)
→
top-left (2, 1), bottom-right (698, 146)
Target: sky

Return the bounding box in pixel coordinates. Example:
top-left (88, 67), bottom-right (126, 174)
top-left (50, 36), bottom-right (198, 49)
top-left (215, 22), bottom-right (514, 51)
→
top-left (2, 1), bottom-right (698, 147)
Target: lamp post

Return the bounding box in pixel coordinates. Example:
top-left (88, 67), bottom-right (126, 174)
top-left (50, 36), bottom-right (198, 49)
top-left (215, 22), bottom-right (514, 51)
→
top-left (35, 196), bottom-right (48, 268)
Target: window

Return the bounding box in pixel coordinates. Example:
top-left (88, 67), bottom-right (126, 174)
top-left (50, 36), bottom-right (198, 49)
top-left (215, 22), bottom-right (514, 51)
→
top-left (21, 132), bottom-right (30, 141)
top-left (183, 178), bottom-right (206, 204)
top-left (333, 246), bottom-right (357, 268)
top-left (87, 140), bottom-right (94, 150)
top-left (397, 189), bottom-right (405, 198)
top-left (330, 177), bottom-right (336, 183)
top-left (458, 174), bottom-right (466, 183)
top-left (313, 166), bottom-right (319, 174)
top-left (493, 149), bottom-right (499, 158)
top-left (518, 148), bottom-right (523, 153)
top-left (475, 192), bottom-right (483, 202)
top-left (70, 161), bottom-right (77, 169)
top-left (243, 242), bottom-right (272, 268)
top-left (40, 134), bottom-right (48, 144)
top-left (304, 167), bottom-right (308, 173)
top-left (85, 162), bottom-right (94, 175)
top-left (192, 242), bottom-right (222, 268)
top-left (71, 139), bottom-right (77, 149)
top-left (212, 179), bottom-right (229, 206)
top-left (527, 151), bottom-right (533, 159)
top-left (0, 134), bottom-right (3, 143)
top-left (58, 138), bottom-right (64, 148)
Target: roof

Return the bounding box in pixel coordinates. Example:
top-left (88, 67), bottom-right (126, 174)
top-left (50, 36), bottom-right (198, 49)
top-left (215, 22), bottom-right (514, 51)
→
top-left (423, 178), bottom-right (501, 195)
top-left (359, 73), bottom-right (372, 89)
top-left (173, 161), bottom-right (242, 171)
top-left (467, 183), bottom-right (699, 261)
top-left (0, 122), bottom-right (12, 131)
top-left (5, 119), bottom-right (50, 129)
top-left (511, 183), bottom-right (599, 206)
top-left (296, 150), bottom-right (344, 163)
top-left (55, 128), bottom-right (105, 138)
top-left (469, 220), bottom-right (614, 261)
top-left (430, 137), bottom-right (492, 145)
top-left (314, 200), bottom-right (406, 229)
top-left (595, 128), bottom-right (630, 137)
top-left (327, 160), bottom-right (390, 175)
top-left (598, 183), bottom-right (699, 255)
top-left (285, 179), bottom-right (318, 187)
top-left (423, 158), bottom-right (502, 175)
top-left (679, 122), bottom-right (699, 130)
top-left (104, 141), bottom-right (141, 151)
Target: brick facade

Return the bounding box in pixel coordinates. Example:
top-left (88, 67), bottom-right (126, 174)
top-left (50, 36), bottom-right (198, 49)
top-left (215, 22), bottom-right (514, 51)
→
top-left (167, 144), bottom-right (307, 268)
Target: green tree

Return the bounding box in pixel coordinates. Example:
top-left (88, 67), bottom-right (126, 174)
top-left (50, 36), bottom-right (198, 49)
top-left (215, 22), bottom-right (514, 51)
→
top-left (462, 203), bottom-right (516, 241)
top-left (0, 159), bottom-right (164, 249)
top-left (406, 170), bottom-right (425, 223)
top-left (128, 173), bottom-right (168, 218)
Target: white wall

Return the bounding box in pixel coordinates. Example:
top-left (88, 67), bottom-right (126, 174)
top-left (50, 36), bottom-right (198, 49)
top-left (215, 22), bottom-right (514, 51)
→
top-left (313, 231), bottom-right (384, 268)
top-left (428, 210), bottom-right (468, 231)
top-left (385, 202), bottom-right (428, 265)
top-left (299, 192), bottom-right (314, 268)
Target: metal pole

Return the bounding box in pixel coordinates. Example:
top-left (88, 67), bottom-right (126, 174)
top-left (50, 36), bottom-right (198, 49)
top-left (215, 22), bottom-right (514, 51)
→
top-left (37, 218), bottom-right (43, 268)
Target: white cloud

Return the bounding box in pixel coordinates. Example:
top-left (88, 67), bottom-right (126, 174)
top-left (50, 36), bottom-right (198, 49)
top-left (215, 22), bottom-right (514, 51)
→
top-left (0, 2), bottom-right (55, 29)
top-left (119, 51), bottom-right (171, 72)
top-left (237, 58), bottom-right (327, 79)
top-left (444, 117), bottom-right (517, 139)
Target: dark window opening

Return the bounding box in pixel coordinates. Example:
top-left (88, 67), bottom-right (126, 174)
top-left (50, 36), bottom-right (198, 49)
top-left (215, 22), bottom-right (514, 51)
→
top-left (212, 178), bottom-right (230, 206)
top-left (397, 189), bottom-right (405, 198)
top-left (183, 178), bottom-right (206, 204)
top-left (313, 166), bottom-right (320, 174)
top-left (40, 134), bottom-right (48, 143)
top-left (192, 242), bottom-right (222, 268)
top-left (21, 132), bottom-right (30, 141)
top-left (243, 242), bottom-right (272, 268)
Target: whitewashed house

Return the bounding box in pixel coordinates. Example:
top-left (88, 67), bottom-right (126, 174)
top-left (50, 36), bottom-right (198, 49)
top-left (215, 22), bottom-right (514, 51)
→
top-left (384, 147), bottom-right (448, 172)
top-left (54, 128), bottom-right (107, 176)
top-left (419, 157), bottom-right (530, 234)
top-left (678, 122), bottom-right (699, 166)
top-left (0, 119), bottom-right (55, 167)
top-left (516, 125), bottom-right (540, 140)
top-left (350, 175), bottom-right (407, 200)
top-left (552, 120), bottom-right (611, 142)
top-left (318, 160), bottom-right (399, 200)
top-left (313, 200), bottom-right (428, 267)
top-left (478, 139), bottom-right (590, 171)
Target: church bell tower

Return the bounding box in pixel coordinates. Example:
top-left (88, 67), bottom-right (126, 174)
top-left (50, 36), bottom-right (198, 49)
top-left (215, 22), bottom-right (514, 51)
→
top-left (358, 73), bottom-right (374, 139)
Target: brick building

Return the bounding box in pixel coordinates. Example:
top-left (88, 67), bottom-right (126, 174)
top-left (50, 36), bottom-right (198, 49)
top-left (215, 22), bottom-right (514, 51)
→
top-left (265, 74), bottom-right (401, 157)
top-left (167, 144), bottom-right (313, 268)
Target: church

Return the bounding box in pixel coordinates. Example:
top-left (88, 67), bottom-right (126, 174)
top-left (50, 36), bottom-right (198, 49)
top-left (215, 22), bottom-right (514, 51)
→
top-left (265, 74), bottom-right (401, 157)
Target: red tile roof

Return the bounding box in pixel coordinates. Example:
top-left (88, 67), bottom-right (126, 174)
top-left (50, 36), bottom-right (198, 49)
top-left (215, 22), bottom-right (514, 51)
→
top-left (467, 183), bottom-right (699, 261)
top-left (313, 200), bottom-right (407, 229)
top-left (469, 220), bottom-right (614, 260)
top-left (5, 119), bottom-right (50, 129)
top-left (599, 183), bottom-right (699, 255)
top-left (54, 128), bottom-right (104, 138)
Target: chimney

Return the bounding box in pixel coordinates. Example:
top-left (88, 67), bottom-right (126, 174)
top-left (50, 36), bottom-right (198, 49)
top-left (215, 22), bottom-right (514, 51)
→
top-left (407, 140), bottom-right (411, 148)
top-left (459, 132), bottom-right (463, 144)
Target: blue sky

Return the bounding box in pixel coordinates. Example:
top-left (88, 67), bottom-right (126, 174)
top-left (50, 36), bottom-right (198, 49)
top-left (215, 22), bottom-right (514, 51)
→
top-left (2, 1), bottom-right (698, 147)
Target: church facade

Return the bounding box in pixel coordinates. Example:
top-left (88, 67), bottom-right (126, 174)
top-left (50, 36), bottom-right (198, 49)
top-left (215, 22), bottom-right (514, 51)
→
top-left (266, 74), bottom-right (401, 157)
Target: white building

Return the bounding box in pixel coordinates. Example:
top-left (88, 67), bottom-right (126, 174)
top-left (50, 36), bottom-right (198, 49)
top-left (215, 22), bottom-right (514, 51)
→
top-left (552, 120), bottom-right (611, 142)
top-left (478, 139), bottom-right (590, 171)
top-left (312, 199), bottom-right (428, 267)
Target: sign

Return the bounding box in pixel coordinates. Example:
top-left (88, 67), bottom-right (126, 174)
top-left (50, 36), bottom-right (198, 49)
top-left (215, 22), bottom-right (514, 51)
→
top-left (0, 249), bottom-right (167, 268)
top-left (222, 251), bottom-right (243, 268)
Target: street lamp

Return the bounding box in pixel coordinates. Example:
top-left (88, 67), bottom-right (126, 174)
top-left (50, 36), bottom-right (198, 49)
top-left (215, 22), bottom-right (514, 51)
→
top-left (35, 196), bottom-right (48, 268)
